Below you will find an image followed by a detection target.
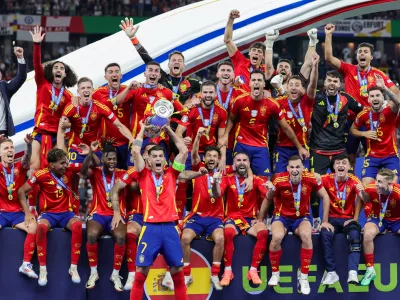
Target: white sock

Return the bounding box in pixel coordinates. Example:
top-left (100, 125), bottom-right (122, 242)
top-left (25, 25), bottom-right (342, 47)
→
top-left (184, 263), bottom-right (190, 267)
top-left (40, 266), bottom-right (47, 271)
top-left (367, 266), bottom-right (374, 271)
top-left (70, 264), bottom-right (77, 270)
top-left (250, 267), bottom-right (257, 271)
top-left (112, 269), bottom-right (120, 276)
top-left (212, 262), bottom-right (221, 265)
top-left (128, 271), bottom-right (136, 276)
top-left (90, 266), bottom-right (98, 275)
top-left (225, 266), bottom-right (232, 271)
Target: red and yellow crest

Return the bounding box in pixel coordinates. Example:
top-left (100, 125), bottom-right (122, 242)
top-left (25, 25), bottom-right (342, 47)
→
top-left (260, 106), bottom-right (267, 116)
top-left (90, 112), bottom-right (98, 121)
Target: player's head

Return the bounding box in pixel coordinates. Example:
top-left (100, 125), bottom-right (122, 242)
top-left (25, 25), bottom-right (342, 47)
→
top-left (77, 77), bottom-right (94, 106)
top-left (287, 75), bottom-right (306, 101)
top-left (356, 43), bottom-right (374, 69)
top-left (200, 81), bottom-right (216, 108)
top-left (204, 146), bottom-right (220, 171)
top-left (144, 61), bottom-right (162, 85)
top-left (233, 152), bottom-right (250, 177)
top-left (47, 148), bottom-right (68, 176)
top-left (248, 42), bottom-right (265, 66)
top-left (332, 153), bottom-right (350, 178)
top-left (250, 70), bottom-right (265, 99)
top-left (102, 142), bottom-right (117, 172)
top-left (324, 71), bottom-right (342, 96)
top-left (367, 86), bottom-right (385, 112)
top-left (216, 61), bottom-right (234, 86)
top-left (287, 155), bottom-right (304, 184)
top-left (104, 63), bottom-right (122, 90)
top-left (143, 142), bottom-right (158, 161)
top-left (0, 139), bottom-right (15, 164)
top-left (168, 51), bottom-right (185, 76)
top-left (376, 168), bottom-right (395, 194)
top-left (277, 59), bottom-right (293, 83)
top-left (44, 60), bottom-right (77, 88)
top-left (147, 145), bottom-right (165, 175)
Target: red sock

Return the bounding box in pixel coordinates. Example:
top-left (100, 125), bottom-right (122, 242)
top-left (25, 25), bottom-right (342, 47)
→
top-left (172, 270), bottom-right (188, 300)
top-left (114, 244), bottom-right (126, 270)
top-left (23, 233), bottom-right (36, 262)
top-left (364, 253), bottom-right (374, 267)
top-left (300, 248), bottom-right (313, 274)
top-left (36, 223), bottom-right (48, 266)
top-left (211, 263), bottom-right (221, 276)
top-left (176, 182), bottom-right (188, 219)
top-left (126, 233), bottom-right (137, 272)
top-left (86, 242), bottom-right (98, 267)
top-left (223, 227), bottom-right (236, 267)
top-left (70, 221), bottom-right (82, 265)
top-left (269, 249), bottom-right (282, 273)
top-left (251, 229), bottom-right (268, 269)
top-left (183, 264), bottom-right (191, 276)
top-left (130, 271), bottom-right (147, 300)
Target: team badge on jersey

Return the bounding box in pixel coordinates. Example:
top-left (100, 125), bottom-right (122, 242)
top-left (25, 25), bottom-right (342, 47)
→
top-left (139, 254), bottom-right (145, 263)
top-left (122, 174), bottom-right (129, 180)
top-left (287, 111), bottom-right (293, 119)
top-left (90, 112), bottom-right (98, 120)
top-left (30, 176), bottom-right (36, 183)
top-left (251, 110), bottom-right (258, 117)
top-left (149, 96), bottom-right (155, 104)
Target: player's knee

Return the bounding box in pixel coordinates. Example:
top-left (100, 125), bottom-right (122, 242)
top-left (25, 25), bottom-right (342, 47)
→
top-left (363, 229), bottom-right (375, 243)
top-left (181, 232), bottom-right (193, 247)
top-left (299, 231), bottom-right (312, 245)
top-left (28, 222), bottom-right (38, 233)
top-left (213, 233), bottom-right (224, 247)
top-left (87, 231), bottom-right (100, 244)
top-left (114, 234), bottom-right (126, 246)
top-left (271, 232), bottom-right (284, 245)
top-left (320, 228), bottom-right (334, 241)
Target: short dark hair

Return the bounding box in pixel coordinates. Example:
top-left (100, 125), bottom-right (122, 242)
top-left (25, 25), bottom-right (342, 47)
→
top-left (357, 42), bottom-right (374, 54)
top-left (277, 59), bottom-right (293, 69)
top-left (330, 153), bottom-right (350, 172)
top-left (249, 42), bottom-right (266, 54)
top-left (288, 75), bottom-right (305, 88)
top-left (168, 50), bottom-right (185, 62)
top-left (250, 70), bottom-right (266, 82)
top-left (148, 145), bottom-right (165, 156)
top-left (146, 61), bottom-right (161, 68)
top-left (326, 70), bottom-right (342, 82)
top-left (77, 77), bottom-right (93, 87)
top-left (233, 151), bottom-right (249, 159)
top-left (201, 80), bottom-right (216, 91)
top-left (145, 142), bottom-right (158, 151)
top-left (288, 155), bottom-right (302, 163)
top-left (47, 148), bottom-right (67, 163)
top-left (104, 63), bottom-right (121, 73)
top-left (367, 86), bottom-right (384, 95)
top-left (204, 146), bottom-right (221, 157)
top-left (217, 61), bottom-right (234, 71)
top-left (43, 61), bottom-right (78, 88)
top-left (102, 142), bottom-right (117, 158)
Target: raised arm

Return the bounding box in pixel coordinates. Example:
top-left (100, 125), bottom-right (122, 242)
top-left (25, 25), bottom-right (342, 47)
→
top-left (299, 28), bottom-right (319, 81)
top-left (179, 168), bottom-right (208, 181)
top-left (112, 118), bottom-right (134, 144)
top-left (264, 30), bottom-right (279, 80)
top-left (191, 127), bottom-right (205, 167)
top-left (375, 74), bottom-right (400, 113)
top-left (6, 47), bottom-right (27, 96)
top-left (21, 134), bottom-right (33, 170)
top-left (307, 52), bottom-right (319, 99)
top-left (324, 24), bottom-right (341, 70)
top-left (131, 122), bottom-right (146, 172)
top-left (29, 26), bottom-right (46, 84)
top-left (165, 125), bottom-right (188, 165)
top-left (56, 117), bottom-right (71, 152)
top-left (224, 10), bottom-right (240, 57)
top-left (218, 112), bottom-right (236, 148)
top-left (212, 172), bottom-right (222, 198)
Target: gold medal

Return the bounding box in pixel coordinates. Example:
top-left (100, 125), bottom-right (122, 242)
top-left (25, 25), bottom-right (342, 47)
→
top-left (379, 222), bottom-right (382, 227)
top-left (8, 194), bottom-right (13, 200)
top-left (79, 133), bottom-right (83, 138)
top-left (54, 105), bottom-right (58, 111)
top-left (107, 202), bottom-right (112, 208)
top-left (238, 202), bottom-right (242, 208)
top-left (296, 211), bottom-right (300, 217)
top-left (333, 122), bottom-right (339, 128)
top-left (302, 126), bottom-right (307, 132)
top-left (113, 105), bottom-right (118, 110)
top-left (211, 198), bottom-right (215, 204)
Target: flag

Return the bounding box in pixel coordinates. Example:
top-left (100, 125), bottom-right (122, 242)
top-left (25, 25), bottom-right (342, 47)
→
top-left (16, 15), bottom-right (41, 41)
top-left (43, 16), bottom-right (72, 42)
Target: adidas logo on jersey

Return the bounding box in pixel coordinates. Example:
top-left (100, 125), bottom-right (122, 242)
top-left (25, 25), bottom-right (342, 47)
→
top-left (243, 107), bottom-right (250, 111)
top-left (318, 101), bottom-right (325, 106)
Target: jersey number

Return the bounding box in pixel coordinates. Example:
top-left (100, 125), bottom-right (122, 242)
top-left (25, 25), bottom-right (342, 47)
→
top-left (55, 189), bottom-right (64, 198)
top-left (117, 108), bottom-right (124, 118)
top-left (68, 152), bottom-right (77, 161)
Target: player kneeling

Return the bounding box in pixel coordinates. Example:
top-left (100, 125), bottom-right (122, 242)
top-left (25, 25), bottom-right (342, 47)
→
top-left (264, 156), bottom-right (329, 295)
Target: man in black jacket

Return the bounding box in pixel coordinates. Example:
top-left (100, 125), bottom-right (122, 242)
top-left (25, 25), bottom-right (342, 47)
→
top-left (0, 46), bottom-right (27, 137)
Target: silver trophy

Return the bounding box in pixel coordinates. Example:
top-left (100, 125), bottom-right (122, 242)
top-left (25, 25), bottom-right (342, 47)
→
top-left (144, 99), bottom-right (174, 138)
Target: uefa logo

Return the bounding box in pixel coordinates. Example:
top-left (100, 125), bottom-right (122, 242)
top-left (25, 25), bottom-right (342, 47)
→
top-left (24, 16), bottom-right (34, 24)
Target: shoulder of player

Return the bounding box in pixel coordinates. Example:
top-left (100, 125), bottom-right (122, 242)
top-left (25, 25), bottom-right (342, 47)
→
top-left (302, 171), bottom-right (316, 181)
top-left (127, 167), bottom-right (137, 175)
top-left (64, 89), bottom-right (73, 97)
top-left (393, 184), bottom-right (400, 195)
top-left (35, 168), bottom-right (50, 178)
top-left (372, 67), bottom-right (388, 77)
top-left (93, 86), bottom-right (108, 95)
top-left (348, 173), bottom-right (361, 184)
top-left (273, 95), bottom-right (288, 103)
top-left (272, 172), bottom-right (289, 185)
top-left (93, 100), bottom-right (110, 110)
top-left (320, 173), bottom-right (333, 181)
top-left (365, 182), bottom-right (376, 192)
top-left (214, 101), bottom-right (226, 111)
top-left (63, 102), bottom-right (76, 114)
top-left (357, 107), bottom-right (371, 118)
top-left (266, 97), bottom-right (280, 107)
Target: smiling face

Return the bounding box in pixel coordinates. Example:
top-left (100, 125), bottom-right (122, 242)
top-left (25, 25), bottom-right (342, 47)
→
top-left (204, 150), bottom-right (220, 171)
top-left (234, 153), bottom-right (250, 177)
top-left (324, 75), bottom-right (341, 96)
top-left (148, 150), bottom-right (165, 175)
top-left (357, 46), bottom-right (373, 69)
top-left (168, 53), bottom-right (185, 76)
top-left (0, 141), bottom-right (15, 164)
top-left (287, 78), bottom-right (305, 101)
top-left (102, 151), bottom-right (117, 172)
top-left (201, 85), bottom-right (216, 108)
top-left (333, 158), bottom-right (350, 178)
top-left (52, 62), bottom-right (66, 85)
top-left (144, 64), bottom-right (161, 85)
top-left (248, 47), bottom-right (264, 66)
top-left (368, 89), bottom-right (384, 112)
top-left (250, 73), bottom-right (265, 98)
top-left (287, 159), bottom-right (304, 184)
top-left (104, 66), bottom-right (122, 90)
top-left (277, 61), bottom-right (292, 82)
top-left (217, 64), bottom-right (234, 85)
top-left (77, 80), bottom-right (94, 106)
top-left (376, 174), bottom-right (391, 194)
top-left (50, 156), bottom-right (68, 177)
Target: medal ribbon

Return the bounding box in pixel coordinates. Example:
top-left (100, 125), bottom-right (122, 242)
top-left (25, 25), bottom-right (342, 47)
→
top-left (369, 110), bottom-right (381, 131)
top-left (50, 171), bottom-right (78, 199)
top-left (216, 85), bottom-right (233, 110)
top-left (102, 168), bottom-right (115, 205)
top-left (334, 176), bottom-right (348, 210)
top-left (77, 101), bottom-right (93, 137)
top-left (152, 172), bottom-right (164, 200)
top-left (288, 100), bottom-right (306, 128)
top-left (2, 165), bottom-right (14, 197)
top-left (379, 191), bottom-right (391, 225)
top-left (290, 181), bottom-right (302, 214)
top-left (51, 85), bottom-right (65, 112)
top-left (142, 84), bottom-right (158, 89)
top-left (169, 76), bottom-right (183, 94)
top-left (109, 87), bottom-right (119, 108)
top-left (357, 66), bottom-right (371, 91)
top-left (197, 105), bottom-right (215, 137)
top-left (325, 93), bottom-right (340, 125)
top-left (235, 175), bottom-right (246, 205)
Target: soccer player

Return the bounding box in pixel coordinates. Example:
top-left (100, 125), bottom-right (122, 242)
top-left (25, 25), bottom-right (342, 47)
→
top-left (324, 23), bottom-right (400, 166)
top-left (319, 154), bottom-right (366, 285)
top-left (0, 135), bottom-right (37, 278)
top-left (350, 76), bottom-right (400, 187)
top-left (120, 17), bottom-right (201, 106)
top-left (17, 148), bottom-right (83, 286)
top-left (80, 142), bottom-right (127, 291)
top-left (273, 52), bottom-right (319, 173)
top-left (219, 70), bottom-right (309, 178)
top-left (263, 156), bottom-right (330, 295)
top-left (212, 152), bottom-right (269, 287)
top-left (93, 63), bottom-right (132, 169)
top-left (129, 120), bottom-right (189, 300)
top-left (61, 77), bottom-right (135, 163)
top-left (360, 169), bottom-right (400, 286)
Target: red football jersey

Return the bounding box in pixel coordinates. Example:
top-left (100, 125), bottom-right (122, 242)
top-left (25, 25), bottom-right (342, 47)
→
top-left (321, 174), bottom-right (362, 219)
top-left (191, 162), bottom-right (224, 219)
top-left (182, 103), bottom-right (227, 153)
top-left (33, 44), bottom-right (73, 134)
top-left (231, 95), bottom-right (283, 147)
top-left (88, 167), bottom-right (126, 217)
top-left (27, 164), bottom-right (81, 213)
top-left (138, 166), bottom-right (181, 223)
top-left (0, 162), bottom-right (28, 212)
top-left (120, 167), bottom-right (142, 215)
top-left (272, 171), bottom-right (322, 218)
top-left (365, 182), bottom-right (400, 222)
top-left (339, 62), bottom-right (394, 107)
top-left (276, 94), bottom-right (314, 147)
top-left (93, 85), bottom-right (131, 147)
top-left (63, 100), bottom-right (117, 152)
top-left (353, 106), bottom-right (398, 158)
top-left (221, 174), bottom-right (267, 219)
top-left (230, 50), bottom-right (265, 91)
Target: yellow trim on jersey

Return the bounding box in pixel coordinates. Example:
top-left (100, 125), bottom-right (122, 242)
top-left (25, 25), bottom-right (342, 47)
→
top-left (143, 197), bottom-right (149, 221)
top-left (137, 225), bottom-right (147, 245)
top-left (192, 194), bottom-right (201, 214)
top-left (93, 100), bottom-right (109, 111)
top-left (63, 103), bottom-right (75, 115)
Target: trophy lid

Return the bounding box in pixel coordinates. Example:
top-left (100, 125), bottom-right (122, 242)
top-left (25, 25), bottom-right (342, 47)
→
top-left (154, 99), bottom-right (174, 118)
